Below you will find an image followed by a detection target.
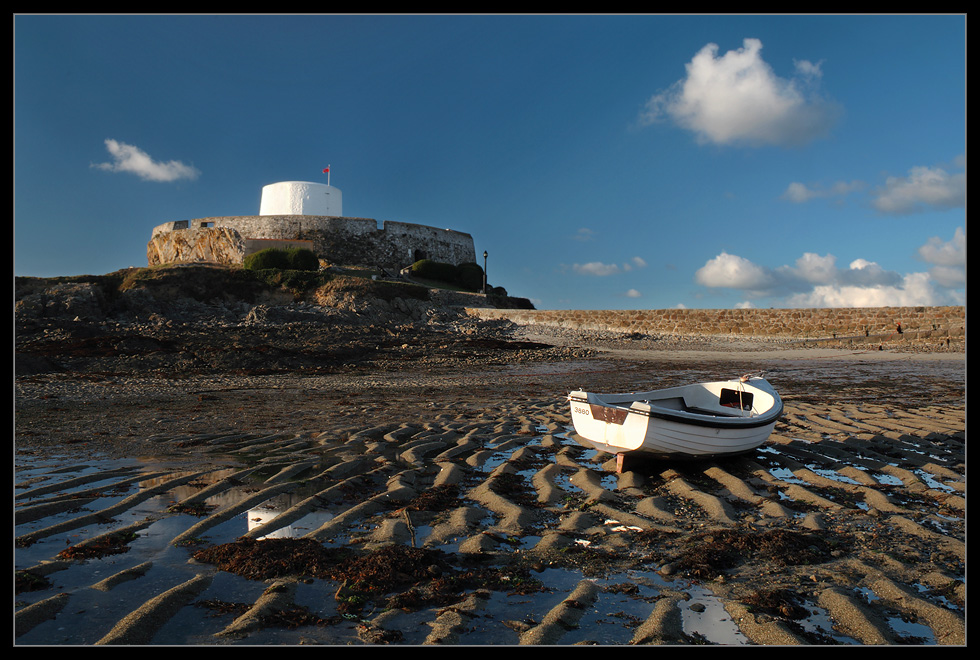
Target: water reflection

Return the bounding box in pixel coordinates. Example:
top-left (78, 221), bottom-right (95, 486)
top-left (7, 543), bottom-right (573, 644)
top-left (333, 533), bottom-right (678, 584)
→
top-left (245, 492), bottom-right (335, 539)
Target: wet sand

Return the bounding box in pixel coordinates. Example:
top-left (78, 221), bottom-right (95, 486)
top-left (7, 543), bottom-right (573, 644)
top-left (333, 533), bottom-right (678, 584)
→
top-left (15, 340), bottom-right (966, 646)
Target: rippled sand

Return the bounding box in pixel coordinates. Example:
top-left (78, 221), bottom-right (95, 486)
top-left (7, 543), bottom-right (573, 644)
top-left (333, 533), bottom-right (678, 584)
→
top-left (15, 344), bottom-right (965, 645)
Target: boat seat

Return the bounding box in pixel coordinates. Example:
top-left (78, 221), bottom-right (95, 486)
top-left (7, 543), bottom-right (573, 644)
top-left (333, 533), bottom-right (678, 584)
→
top-left (686, 406), bottom-right (745, 418)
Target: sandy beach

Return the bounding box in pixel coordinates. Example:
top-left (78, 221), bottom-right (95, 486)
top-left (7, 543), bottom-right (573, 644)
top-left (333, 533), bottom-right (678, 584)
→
top-left (15, 323), bottom-right (966, 645)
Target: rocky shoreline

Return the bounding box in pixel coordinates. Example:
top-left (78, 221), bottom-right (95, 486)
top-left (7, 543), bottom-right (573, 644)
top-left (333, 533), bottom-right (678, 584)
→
top-left (15, 278), bottom-right (966, 646)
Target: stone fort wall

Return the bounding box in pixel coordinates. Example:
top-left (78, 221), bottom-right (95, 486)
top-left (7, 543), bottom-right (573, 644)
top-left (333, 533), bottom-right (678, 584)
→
top-left (148, 215), bottom-right (476, 271)
top-left (466, 305), bottom-right (965, 344)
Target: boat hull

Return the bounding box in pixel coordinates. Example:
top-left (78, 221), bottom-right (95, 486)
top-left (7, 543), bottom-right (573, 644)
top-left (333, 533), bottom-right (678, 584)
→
top-left (568, 377), bottom-right (782, 459)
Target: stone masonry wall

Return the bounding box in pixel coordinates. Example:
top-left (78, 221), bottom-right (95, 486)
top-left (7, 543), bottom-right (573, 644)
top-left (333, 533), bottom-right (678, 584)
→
top-left (465, 306), bottom-right (965, 342)
top-left (148, 215), bottom-right (476, 271)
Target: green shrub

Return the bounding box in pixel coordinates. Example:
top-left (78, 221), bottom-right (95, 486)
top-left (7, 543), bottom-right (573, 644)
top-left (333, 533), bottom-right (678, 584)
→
top-left (244, 247), bottom-right (319, 271)
top-left (284, 247), bottom-right (319, 271)
top-left (408, 259), bottom-right (487, 291)
top-left (455, 262), bottom-right (485, 291)
top-left (244, 249), bottom-right (288, 270)
top-left (409, 259), bottom-right (458, 284)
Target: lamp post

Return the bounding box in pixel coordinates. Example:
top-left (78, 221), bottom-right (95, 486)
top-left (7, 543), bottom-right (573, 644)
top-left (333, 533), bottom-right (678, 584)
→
top-left (483, 251), bottom-right (488, 295)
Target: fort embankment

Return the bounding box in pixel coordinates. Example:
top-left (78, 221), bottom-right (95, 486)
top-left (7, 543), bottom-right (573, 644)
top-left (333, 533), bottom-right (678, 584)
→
top-left (465, 305), bottom-right (965, 345)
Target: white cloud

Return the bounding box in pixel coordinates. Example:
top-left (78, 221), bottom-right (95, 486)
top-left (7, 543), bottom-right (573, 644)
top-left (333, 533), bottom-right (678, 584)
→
top-left (873, 166), bottom-right (965, 214)
top-left (793, 58), bottom-right (824, 79)
top-left (928, 266), bottom-right (966, 289)
top-left (92, 139), bottom-right (200, 182)
top-left (624, 289), bottom-right (642, 298)
top-left (623, 256), bottom-right (648, 271)
top-left (781, 179), bottom-right (864, 203)
top-left (838, 258), bottom-right (902, 288)
top-left (571, 228), bottom-right (596, 242)
top-left (782, 159), bottom-right (965, 215)
top-left (570, 257), bottom-right (647, 277)
top-left (792, 252), bottom-right (838, 284)
top-left (573, 261), bottom-right (621, 276)
top-left (781, 182), bottom-right (818, 203)
top-left (695, 249), bottom-right (959, 308)
top-left (918, 227), bottom-right (966, 287)
top-left (641, 38), bottom-right (839, 147)
top-left (786, 273), bottom-right (940, 308)
top-left (917, 227), bottom-right (965, 267)
top-left (694, 252), bottom-right (772, 289)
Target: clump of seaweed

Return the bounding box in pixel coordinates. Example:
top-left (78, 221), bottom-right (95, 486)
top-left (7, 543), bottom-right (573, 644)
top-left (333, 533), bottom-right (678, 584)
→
top-left (167, 502), bottom-right (215, 516)
top-left (674, 528), bottom-right (846, 579)
top-left (192, 537), bottom-right (548, 616)
top-left (192, 538), bottom-right (354, 581)
top-left (400, 484), bottom-right (462, 512)
top-left (58, 530), bottom-right (139, 560)
top-left (490, 472), bottom-right (542, 508)
top-left (15, 570), bottom-right (51, 594)
top-left (324, 543), bottom-right (454, 595)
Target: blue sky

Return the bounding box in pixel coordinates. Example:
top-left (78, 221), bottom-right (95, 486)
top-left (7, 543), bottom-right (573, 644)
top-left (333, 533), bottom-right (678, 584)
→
top-left (15, 14), bottom-right (966, 310)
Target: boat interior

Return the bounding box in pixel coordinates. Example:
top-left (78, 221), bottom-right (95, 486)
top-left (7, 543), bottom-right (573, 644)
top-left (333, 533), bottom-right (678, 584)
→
top-left (598, 382), bottom-right (770, 418)
top-left (636, 389), bottom-right (755, 417)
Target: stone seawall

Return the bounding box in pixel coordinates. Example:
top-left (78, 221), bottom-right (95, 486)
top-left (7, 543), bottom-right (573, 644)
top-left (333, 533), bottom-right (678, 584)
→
top-left (465, 306), bottom-right (965, 343)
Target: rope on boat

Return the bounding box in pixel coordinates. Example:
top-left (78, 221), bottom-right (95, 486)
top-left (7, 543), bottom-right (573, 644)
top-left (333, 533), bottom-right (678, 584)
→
top-left (735, 370), bottom-right (766, 416)
top-left (738, 369), bottom-right (766, 382)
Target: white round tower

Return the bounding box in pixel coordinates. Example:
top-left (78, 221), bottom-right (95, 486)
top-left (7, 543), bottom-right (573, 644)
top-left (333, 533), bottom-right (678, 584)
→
top-left (259, 181), bottom-right (343, 216)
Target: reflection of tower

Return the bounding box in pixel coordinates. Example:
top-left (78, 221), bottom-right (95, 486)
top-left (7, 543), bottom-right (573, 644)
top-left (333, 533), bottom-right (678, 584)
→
top-left (247, 507), bottom-right (295, 539)
top-left (246, 498), bottom-right (334, 540)
top-left (259, 180), bottom-right (343, 216)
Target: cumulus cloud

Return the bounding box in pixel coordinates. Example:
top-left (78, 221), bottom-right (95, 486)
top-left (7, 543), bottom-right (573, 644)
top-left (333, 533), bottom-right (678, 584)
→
top-left (926, 266), bottom-right (966, 289)
top-left (790, 252), bottom-right (838, 284)
top-left (872, 166), bottom-right (965, 214)
top-left (838, 258), bottom-right (903, 288)
top-left (918, 227), bottom-right (966, 287)
top-left (918, 227), bottom-right (966, 266)
top-left (694, 252), bottom-right (772, 290)
top-left (624, 289), bottom-right (642, 298)
top-left (785, 273), bottom-right (940, 308)
top-left (92, 139), bottom-right (200, 182)
top-left (640, 38), bottom-right (840, 147)
top-left (694, 248), bottom-right (958, 307)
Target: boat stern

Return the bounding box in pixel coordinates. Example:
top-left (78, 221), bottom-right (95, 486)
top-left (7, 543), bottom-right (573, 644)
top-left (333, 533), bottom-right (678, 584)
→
top-left (568, 391), bottom-right (648, 452)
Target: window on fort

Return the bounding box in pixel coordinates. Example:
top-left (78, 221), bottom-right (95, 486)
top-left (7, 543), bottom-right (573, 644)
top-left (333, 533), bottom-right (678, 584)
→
top-left (199, 221), bottom-right (214, 228)
top-left (174, 220), bottom-right (189, 230)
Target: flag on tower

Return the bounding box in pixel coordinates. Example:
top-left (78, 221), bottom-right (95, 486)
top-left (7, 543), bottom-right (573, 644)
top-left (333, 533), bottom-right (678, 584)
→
top-left (322, 167), bottom-right (329, 173)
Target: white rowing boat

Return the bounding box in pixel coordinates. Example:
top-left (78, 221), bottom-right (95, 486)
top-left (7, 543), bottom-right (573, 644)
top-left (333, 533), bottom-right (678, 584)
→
top-left (568, 375), bottom-right (782, 465)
